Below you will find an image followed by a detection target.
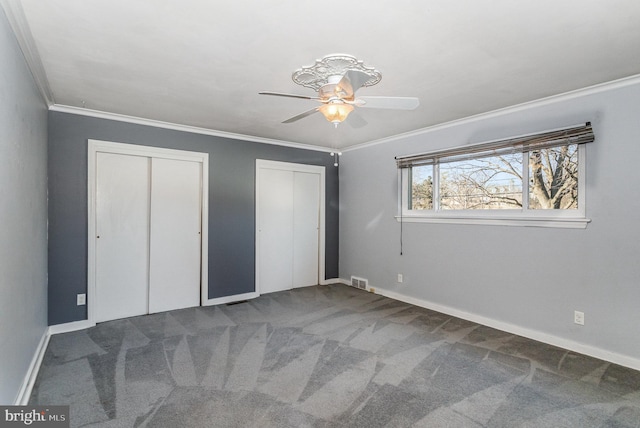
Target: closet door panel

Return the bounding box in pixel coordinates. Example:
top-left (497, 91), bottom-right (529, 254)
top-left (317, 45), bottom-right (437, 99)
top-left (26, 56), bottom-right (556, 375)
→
top-left (258, 168), bottom-right (294, 294)
top-left (95, 152), bottom-right (150, 322)
top-left (148, 158), bottom-right (202, 313)
top-left (293, 172), bottom-right (320, 288)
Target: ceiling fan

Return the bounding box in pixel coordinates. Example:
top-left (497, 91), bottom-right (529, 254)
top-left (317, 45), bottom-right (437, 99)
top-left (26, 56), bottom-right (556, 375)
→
top-left (259, 54), bottom-right (420, 127)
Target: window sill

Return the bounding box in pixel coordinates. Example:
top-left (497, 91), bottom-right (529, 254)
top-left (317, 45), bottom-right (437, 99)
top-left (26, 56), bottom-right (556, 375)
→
top-left (395, 214), bottom-right (591, 229)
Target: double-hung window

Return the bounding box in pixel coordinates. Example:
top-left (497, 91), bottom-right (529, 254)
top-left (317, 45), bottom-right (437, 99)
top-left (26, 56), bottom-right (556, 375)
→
top-left (397, 123), bottom-right (594, 228)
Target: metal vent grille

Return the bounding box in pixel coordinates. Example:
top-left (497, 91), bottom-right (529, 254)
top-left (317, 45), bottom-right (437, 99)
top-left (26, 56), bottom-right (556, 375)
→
top-left (350, 276), bottom-right (368, 290)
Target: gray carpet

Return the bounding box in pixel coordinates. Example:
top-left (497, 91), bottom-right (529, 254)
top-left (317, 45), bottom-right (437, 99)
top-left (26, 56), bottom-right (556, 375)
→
top-left (30, 284), bottom-right (640, 427)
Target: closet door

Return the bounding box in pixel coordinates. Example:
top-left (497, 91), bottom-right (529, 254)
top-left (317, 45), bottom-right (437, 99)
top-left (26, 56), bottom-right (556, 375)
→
top-left (95, 152), bottom-right (150, 322)
top-left (148, 158), bottom-right (202, 313)
top-left (258, 168), bottom-right (294, 294)
top-left (257, 163), bottom-right (321, 295)
top-left (293, 172), bottom-right (320, 287)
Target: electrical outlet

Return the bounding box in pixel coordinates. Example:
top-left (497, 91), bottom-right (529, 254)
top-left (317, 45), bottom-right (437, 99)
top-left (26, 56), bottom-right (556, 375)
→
top-left (77, 293), bottom-right (86, 306)
top-left (397, 273), bottom-right (403, 283)
top-left (574, 310), bottom-right (584, 325)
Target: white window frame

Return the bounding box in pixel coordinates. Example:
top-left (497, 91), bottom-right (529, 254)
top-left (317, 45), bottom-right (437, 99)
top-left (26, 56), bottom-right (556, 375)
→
top-left (398, 144), bottom-right (590, 229)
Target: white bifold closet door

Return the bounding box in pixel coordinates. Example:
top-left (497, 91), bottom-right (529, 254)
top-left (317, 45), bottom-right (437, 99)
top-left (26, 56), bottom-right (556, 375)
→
top-left (258, 168), bottom-right (294, 293)
top-left (95, 152), bottom-right (150, 322)
top-left (258, 168), bottom-right (320, 294)
top-left (292, 172), bottom-right (320, 287)
top-left (148, 158), bottom-right (202, 314)
top-left (95, 152), bottom-right (202, 322)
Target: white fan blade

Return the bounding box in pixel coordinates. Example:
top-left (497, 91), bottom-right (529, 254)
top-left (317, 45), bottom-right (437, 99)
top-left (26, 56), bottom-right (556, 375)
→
top-left (356, 96), bottom-right (420, 110)
top-left (282, 107), bottom-right (319, 123)
top-left (336, 70), bottom-right (370, 98)
top-left (348, 111), bottom-right (368, 128)
top-left (259, 91), bottom-right (319, 100)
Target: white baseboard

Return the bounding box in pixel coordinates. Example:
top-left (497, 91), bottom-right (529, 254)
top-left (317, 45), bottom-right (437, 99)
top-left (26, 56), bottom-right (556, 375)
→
top-left (203, 291), bottom-right (259, 306)
top-left (340, 279), bottom-right (640, 372)
top-left (14, 329), bottom-right (49, 405)
top-left (321, 278), bottom-right (344, 285)
top-left (48, 319), bottom-right (96, 335)
top-left (17, 319), bottom-right (97, 404)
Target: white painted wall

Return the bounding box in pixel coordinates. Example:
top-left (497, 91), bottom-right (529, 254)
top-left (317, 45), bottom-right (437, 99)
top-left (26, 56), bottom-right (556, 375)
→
top-left (339, 77), bottom-right (640, 368)
top-left (0, 7), bottom-right (48, 403)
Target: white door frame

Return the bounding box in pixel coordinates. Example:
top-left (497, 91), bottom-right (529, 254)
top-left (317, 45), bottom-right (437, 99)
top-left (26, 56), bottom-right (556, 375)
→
top-left (88, 139), bottom-right (209, 324)
top-left (255, 159), bottom-right (326, 295)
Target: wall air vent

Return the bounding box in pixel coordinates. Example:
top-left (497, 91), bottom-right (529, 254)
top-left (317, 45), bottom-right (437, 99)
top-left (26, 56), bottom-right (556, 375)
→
top-left (350, 276), bottom-right (368, 290)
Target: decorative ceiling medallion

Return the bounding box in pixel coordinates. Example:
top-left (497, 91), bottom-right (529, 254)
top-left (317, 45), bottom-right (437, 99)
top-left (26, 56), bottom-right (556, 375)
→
top-left (292, 54), bottom-right (382, 91)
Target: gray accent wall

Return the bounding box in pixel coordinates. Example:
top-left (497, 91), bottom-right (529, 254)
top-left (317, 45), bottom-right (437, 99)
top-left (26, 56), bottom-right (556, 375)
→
top-left (0, 8), bottom-right (49, 403)
top-left (339, 80), bottom-right (640, 363)
top-left (47, 111), bottom-right (339, 325)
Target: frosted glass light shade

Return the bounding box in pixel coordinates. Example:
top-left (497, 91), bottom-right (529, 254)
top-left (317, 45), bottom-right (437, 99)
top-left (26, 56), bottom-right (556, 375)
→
top-left (318, 103), bottom-right (354, 124)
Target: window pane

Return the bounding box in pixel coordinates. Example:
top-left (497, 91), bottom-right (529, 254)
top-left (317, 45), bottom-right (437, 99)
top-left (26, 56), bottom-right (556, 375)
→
top-left (529, 144), bottom-right (578, 210)
top-left (439, 153), bottom-right (523, 210)
top-left (410, 165), bottom-right (433, 210)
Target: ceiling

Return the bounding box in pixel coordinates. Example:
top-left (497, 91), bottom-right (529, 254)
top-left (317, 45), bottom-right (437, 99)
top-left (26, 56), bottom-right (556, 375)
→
top-left (10, 0), bottom-right (640, 150)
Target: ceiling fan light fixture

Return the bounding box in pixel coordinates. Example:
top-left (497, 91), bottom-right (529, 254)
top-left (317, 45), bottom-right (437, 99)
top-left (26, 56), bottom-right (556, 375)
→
top-left (260, 54), bottom-right (418, 127)
top-left (318, 103), bottom-right (354, 126)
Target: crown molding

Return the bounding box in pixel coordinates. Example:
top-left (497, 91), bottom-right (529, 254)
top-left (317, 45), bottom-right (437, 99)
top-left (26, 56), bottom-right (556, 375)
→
top-left (1, 0), bottom-right (54, 106)
top-left (343, 73), bottom-right (640, 153)
top-left (50, 104), bottom-right (334, 153)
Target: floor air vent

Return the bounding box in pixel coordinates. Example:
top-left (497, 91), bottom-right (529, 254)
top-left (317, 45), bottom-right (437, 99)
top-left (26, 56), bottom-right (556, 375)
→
top-left (226, 300), bottom-right (248, 306)
top-left (350, 276), bottom-right (368, 290)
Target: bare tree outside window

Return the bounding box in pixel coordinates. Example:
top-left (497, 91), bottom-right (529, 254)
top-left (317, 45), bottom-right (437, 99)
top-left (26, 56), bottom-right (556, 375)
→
top-left (439, 153), bottom-right (523, 210)
top-left (407, 144), bottom-right (578, 211)
top-left (529, 144), bottom-right (578, 209)
top-left (410, 165), bottom-right (433, 209)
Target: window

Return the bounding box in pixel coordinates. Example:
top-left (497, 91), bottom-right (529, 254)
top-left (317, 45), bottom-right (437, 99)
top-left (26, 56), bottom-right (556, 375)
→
top-left (529, 145), bottom-right (578, 210)
top-left (397, 123), bottom-right (593, 228)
